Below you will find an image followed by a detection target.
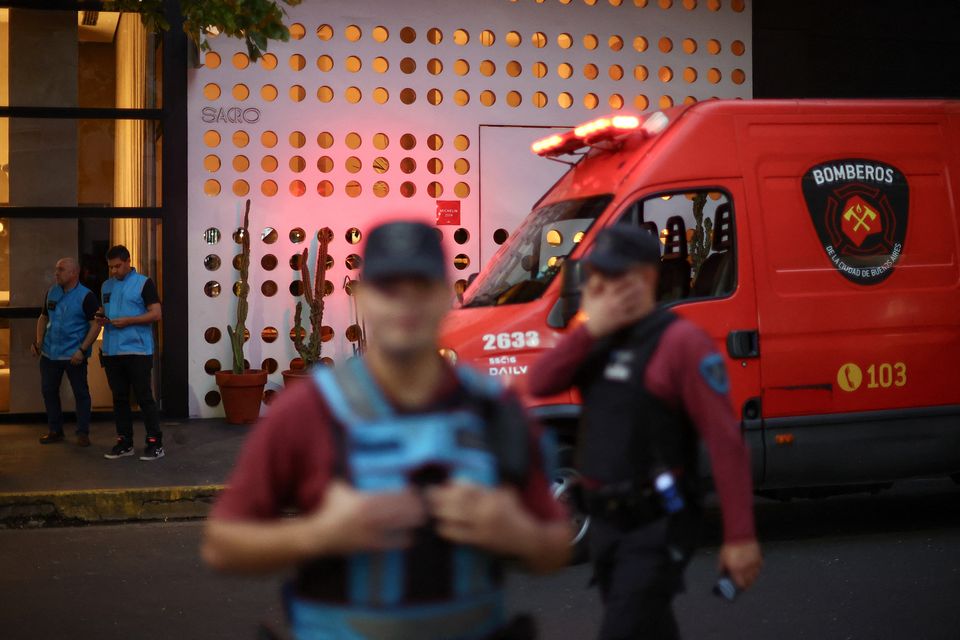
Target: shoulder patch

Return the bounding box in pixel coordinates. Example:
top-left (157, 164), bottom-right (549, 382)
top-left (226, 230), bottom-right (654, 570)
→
top-left (699, 353), bottom-right (730, 395)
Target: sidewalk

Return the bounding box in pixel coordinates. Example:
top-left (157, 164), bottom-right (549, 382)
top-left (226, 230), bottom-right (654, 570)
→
top-left (0, 419), bottom-right (250, 526)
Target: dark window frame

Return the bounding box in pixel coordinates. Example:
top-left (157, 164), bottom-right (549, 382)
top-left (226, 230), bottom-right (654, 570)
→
top-left (0, 0), bottom-right (188, 418)
top-left (615, 186), bottom-right (739, 307)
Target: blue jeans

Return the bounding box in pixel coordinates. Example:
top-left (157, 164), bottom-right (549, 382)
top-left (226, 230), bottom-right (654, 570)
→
top-left (39, 356), bottom-right (91, 435)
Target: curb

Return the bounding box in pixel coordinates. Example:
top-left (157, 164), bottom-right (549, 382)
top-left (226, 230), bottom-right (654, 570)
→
top-left (0, 485), bottom-right (225, 527)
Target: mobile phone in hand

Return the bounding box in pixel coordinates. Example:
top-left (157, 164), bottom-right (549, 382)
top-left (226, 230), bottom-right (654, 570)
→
top-left (713, 572), bottom-right (741, 602)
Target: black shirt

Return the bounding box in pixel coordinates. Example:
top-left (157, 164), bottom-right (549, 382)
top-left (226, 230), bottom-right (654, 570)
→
top-left (140, 278), bottom-right (161, 307)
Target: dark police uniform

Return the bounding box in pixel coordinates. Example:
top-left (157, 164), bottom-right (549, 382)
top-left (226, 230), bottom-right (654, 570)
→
top-left (529, 226), bottom-right (755, 640)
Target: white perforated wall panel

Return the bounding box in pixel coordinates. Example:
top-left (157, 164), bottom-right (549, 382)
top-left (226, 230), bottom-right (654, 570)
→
top-left (187, 0), bottom-right (752, 417)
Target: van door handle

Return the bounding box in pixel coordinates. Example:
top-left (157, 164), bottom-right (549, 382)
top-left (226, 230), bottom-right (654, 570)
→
top-left (727, 330), bottom-right (759, 358)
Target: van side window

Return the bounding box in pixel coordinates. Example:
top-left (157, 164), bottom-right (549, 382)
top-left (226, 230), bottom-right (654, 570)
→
top-left (627, 191), bottom-right (735, 303)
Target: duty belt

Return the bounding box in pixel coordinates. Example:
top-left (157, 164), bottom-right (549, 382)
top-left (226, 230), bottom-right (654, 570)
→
top-left (584, 484), bottom-right (664, 529)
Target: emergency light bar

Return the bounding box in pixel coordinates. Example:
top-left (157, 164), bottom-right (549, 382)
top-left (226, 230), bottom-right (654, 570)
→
top-left (531, 112), bottom-right (668, 157)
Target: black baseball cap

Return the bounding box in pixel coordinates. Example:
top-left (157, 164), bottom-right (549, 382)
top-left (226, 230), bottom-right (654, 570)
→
top-left (362, 221), bottom-right (447, 282)
top-left (583, 224), bottom-right (661, 275)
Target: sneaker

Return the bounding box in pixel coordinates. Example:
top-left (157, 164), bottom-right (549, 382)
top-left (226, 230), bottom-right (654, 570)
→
top-left (104, 439), bottom-right (135, 459)
top-left (140, 439), bottom-right (165, 461)
top-left (39, 432), bottom-right (64, 444)
top-left (77, 433), bottom-right (91, 447)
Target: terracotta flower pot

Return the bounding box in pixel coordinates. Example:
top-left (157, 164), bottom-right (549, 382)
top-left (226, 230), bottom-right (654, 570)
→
top-left (215, 369), bottom-right (268, 424)
top-left (281, 367), bottom-right (312, 387)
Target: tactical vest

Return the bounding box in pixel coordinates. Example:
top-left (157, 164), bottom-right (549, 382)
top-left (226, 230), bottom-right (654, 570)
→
top-left (101, 269), bottom-right (153, 356)
top-left (287, 358), bottom-right (531, 640)
top-left (576, 309), bottom-right (700, 496)
top-left (42, 283), bottom-right (93, 360)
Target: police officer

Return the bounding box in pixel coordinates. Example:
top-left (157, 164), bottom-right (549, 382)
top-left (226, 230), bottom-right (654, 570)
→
top-left (99, 245), bottom-right (164, 461)
top-left (529, 225), bottom-right (762, 640)
top-left (31, 258), bottom-right (100, 447)
top-left (202, 221), bottom-right (571, 640)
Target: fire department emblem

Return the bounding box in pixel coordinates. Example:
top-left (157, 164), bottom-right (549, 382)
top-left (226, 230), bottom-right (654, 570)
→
top-left (802, 159), bottom-right (909, 285)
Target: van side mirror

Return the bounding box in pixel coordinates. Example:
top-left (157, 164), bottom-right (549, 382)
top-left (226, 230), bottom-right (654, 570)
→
top-left (547, 259), bottom-right (585, 328)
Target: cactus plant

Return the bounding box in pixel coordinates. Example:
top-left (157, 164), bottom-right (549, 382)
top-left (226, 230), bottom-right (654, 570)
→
top-left (689, 192), bottom-right (713, 282)
top-left (292, 228), bottom-right (331, 367)
top-left (216, 199), bottom-right (266, 424)
top-left (227, 199), bottom-right (251, 374)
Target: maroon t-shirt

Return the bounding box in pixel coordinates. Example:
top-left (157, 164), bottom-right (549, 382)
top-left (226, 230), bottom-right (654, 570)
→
top-left (528, 321), bottom-right (756, 543)
top-left (213, 367), bottom-right (565, 524)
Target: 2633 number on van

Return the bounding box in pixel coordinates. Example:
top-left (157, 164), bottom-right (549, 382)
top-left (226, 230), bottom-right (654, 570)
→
top-left (482, 331), bottom-right (541, 351)
top-left (837, 362), bottom-right (906, 393)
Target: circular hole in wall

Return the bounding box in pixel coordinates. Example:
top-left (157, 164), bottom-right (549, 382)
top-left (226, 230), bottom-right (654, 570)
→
top-left (204, 255), bottom-right (221, 271)
top-left (204, 281), bottom-right (221, 297)
top-left (204, 228), bottom-right (221, 244)
top-left (261, 254), bottom-right (278, 270)
top-left (204, 327), bottom-right (221, 344)
top-left (204, 391), bottom-right (221, 407)
top-left (259, 53), bottom-right (277, 70)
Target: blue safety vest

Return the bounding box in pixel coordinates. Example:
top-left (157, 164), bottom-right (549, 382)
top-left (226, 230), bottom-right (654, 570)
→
top-left (41, 283), bottom-right (93, 360)
top-left (101, 269), bottom-right (153, 356)
top-left (287, 359), bottom-right (511, 640)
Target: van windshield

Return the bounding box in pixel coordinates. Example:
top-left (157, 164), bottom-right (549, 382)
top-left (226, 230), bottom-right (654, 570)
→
top-left (462, 195), bottom-right (613, 308)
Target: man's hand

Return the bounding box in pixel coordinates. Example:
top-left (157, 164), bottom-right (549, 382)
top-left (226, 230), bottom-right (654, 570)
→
top-left (70, 350), bottom-right (85, 365)
top-left (109, 317), bottom-right (130, 329)
top-left (427, 482), bottom-right (537, 557)
top-left (30, 343), bottom-right (40, 358)
top-left (581, 273), bottom-right (653, 338)
top-left (309, 480), bottom-right (427, 555)
top-left (719, 539), bottom-right (762, 589)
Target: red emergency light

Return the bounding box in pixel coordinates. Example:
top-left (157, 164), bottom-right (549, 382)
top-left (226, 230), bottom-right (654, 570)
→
top-left (532, 113), bottom-right (658, 157)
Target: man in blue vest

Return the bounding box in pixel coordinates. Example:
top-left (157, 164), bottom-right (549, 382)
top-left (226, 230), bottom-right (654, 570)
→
top-left (31, 258), bottom-right (101, 446)
top-left (99, 245), bottom-right (164, 461)
top-left (202, 221), bottom-right (571, 640)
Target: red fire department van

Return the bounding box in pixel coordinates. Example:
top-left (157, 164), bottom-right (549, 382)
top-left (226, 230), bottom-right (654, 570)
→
top-left (440, 100), bottom-right (960, 508)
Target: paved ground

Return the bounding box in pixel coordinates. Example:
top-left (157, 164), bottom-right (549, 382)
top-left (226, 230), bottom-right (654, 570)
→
top-left (0, 420), bottom-right (246, 494)
top-left (1, 478), bottom-right (958, 640)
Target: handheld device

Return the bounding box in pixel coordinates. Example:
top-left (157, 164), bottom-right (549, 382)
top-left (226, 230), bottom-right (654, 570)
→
top-left (712, 572), bottom-right (741, 602)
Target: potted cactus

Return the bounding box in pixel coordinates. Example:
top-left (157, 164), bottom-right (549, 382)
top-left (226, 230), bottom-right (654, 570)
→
top-left (282, 229), bottom-right (332, 386)
top-left (215, 199), bottom-right (268, 423)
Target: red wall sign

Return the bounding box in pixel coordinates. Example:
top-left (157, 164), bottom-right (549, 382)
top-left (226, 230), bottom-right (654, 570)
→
top-left (435, 200), bottom-right (461, 226)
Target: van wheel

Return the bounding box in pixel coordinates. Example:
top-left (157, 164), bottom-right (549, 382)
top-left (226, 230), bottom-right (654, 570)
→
top-left (552, 445), bottom-right (590, 564)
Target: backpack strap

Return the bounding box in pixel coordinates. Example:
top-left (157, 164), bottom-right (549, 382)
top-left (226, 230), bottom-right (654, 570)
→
top-left (313, 357), bottom-right (394, 426)
top-left (455, 367), bottom-right (531, 487)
